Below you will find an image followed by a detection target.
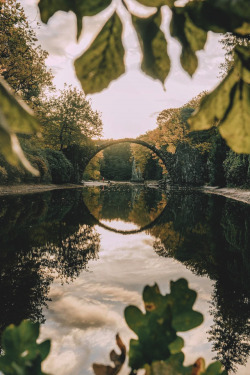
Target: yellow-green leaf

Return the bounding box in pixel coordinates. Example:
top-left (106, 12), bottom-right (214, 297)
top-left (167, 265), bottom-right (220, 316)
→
top-left (132, 11), bottom-right (171, 84)
top-left (170, 9), bottom-right (203, 76)
top-left (188, 68), bottom-right (239, 131)
top-left (38, 0), bottom-right (112, 39)
top-left (0, 77), bottom-right (39, 134)
top-left (219, 81), bottom-right (250, 153)
top-left (184, 14), bottom-right (207, 52)
top-left (168, 336), bottom-right (184, 354)
top-left (180, 46), bottom-right (198, 77)
top-left (135, 0), bottom-right (174, 7)
top-left (235, 45), bottom-right (250, 84)
top-left (0, 78), bottom-right (39, 175)
top-left (74, 12), bottom-right (125, 94)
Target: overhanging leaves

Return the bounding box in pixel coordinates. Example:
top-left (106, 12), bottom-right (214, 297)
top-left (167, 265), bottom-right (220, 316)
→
top-left (0, 77), bottom-right (40, 175)
top-left (38, 0), bottom-right (112, 39)
top-left (132, 11), bottom-right (171, 84)
top-left (74, 12), bottom-right (125, 94)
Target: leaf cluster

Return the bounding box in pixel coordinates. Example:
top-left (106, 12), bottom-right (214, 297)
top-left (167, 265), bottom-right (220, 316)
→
top-left (92, 278), bottom-right (228, 375)
top-left (0, 320), bottom-right (50, 375)
top-left (124, 278), bottom-right (203, 370)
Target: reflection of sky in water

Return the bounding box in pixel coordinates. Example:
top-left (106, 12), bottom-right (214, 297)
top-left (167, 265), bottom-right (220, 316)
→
top-left (40, 224), bottom-right (250, 375)
top-left (99, 219), bottom-right (140, 231)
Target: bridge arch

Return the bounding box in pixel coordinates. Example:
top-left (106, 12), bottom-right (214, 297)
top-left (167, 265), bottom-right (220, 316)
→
top-left (84, 138), bottom-right (168, 172)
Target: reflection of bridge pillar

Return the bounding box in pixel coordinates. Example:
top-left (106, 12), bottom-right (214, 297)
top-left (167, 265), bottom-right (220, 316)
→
top-left (83, 138), bottom-right (170, 174)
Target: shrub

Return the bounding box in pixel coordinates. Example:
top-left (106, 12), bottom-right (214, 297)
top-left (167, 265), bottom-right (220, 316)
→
top-left (43, 149), bottom-right (73, 184)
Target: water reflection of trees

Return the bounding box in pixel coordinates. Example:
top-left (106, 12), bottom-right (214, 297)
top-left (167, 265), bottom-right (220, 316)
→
top-left (1, 186), bottom-right (250, 372)
top-left (0, 190), bottom-right (100, 342)
top-left (82, 185), bottom-right (167, 227)
top-left (150, 191), bottom-right (250, 373)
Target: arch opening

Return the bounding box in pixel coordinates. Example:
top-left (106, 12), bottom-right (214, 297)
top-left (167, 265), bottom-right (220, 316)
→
top-left (83, 138), bottom-right (169, 175)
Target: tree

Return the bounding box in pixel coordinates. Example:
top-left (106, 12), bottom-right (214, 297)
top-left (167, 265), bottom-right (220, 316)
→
top-left (219, 33), bottom-right (250, 78)
top-left (37, 85), bottom-right (103, 151)
top-left (0, 0), bottom-right (53, 105)
top-left (100, 143), bottom-right (132, 180)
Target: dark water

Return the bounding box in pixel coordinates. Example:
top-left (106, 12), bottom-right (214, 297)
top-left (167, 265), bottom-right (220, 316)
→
top-left (0, 185), bottom-right (249, 374)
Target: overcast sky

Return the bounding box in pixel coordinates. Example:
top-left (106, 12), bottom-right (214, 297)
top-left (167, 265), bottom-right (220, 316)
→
top-left (20, 0), bottom-right (225, 139)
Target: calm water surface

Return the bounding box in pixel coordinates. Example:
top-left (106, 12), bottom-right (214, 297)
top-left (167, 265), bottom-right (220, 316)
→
top-left (0, 185), bottom-right (249, 374)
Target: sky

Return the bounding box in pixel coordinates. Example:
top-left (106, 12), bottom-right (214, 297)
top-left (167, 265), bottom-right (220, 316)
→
top-left (20, 0), bottom-right (225, 139)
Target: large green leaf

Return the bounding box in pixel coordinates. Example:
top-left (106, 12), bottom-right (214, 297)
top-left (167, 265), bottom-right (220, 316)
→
top-left (168, 278), bottom-right (203, 332)
top-left (0, 78), bottom-right (39, 134)
top-left (132, 11), bottom-right (171, 84)
top-left (0, 78), bottom-right (39, 175)
top-left (74, 12), bottom-right (125, 94)
top-left (188, 68), bottom-right (239, 131)
top-left (184, 14), bottom-right (207, 52)
top-left (38, 0), bottom-right (112, 39)
top-left (180, 46), bottom-right (198, 77)
top-left (219, 81), bottom-right (250, 153)
top-left (170, 9), bottom-right (206, 76)
top-left (235, 45), bottom-right (250, 83)
top-left (188, 44), bottom-right (250, 155)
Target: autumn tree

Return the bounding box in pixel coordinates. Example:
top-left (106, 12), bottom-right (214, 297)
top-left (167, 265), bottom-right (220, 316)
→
top-left (37, 85), bottom-right (103, 151)
top-left (219, 33), bottom-right (250, 78)
top-left (0, 0), bottom-right (53, 104)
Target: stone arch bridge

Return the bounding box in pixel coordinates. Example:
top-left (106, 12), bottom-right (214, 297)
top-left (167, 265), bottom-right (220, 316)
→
top-left (85, 138), bottom-right (169, 171)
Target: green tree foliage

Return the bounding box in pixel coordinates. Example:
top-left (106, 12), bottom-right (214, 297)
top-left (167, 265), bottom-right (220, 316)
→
top-left (37, 85), bottom-right (103, 151)
top-left (223, 150), bottom-right (250, 187)
top-left (0, 0), bottom-right (53, 104)
top-left (100, 143), bottom-right (132, 181)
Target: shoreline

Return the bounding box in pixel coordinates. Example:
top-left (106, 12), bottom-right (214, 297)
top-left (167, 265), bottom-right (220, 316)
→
top-left (0, 182), bottom-right (250, 205)
top-left (0, 183), bottom-right (84, 196)
top-left (200, 186), bottom-right (250, 205)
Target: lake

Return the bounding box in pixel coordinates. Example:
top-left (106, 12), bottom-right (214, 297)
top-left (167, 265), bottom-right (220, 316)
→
top-left (0, 184), bottom-right (249, 374)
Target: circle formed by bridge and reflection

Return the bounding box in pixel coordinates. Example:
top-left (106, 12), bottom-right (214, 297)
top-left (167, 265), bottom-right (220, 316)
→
top-left (81, 184), bottom-right (168, 235)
